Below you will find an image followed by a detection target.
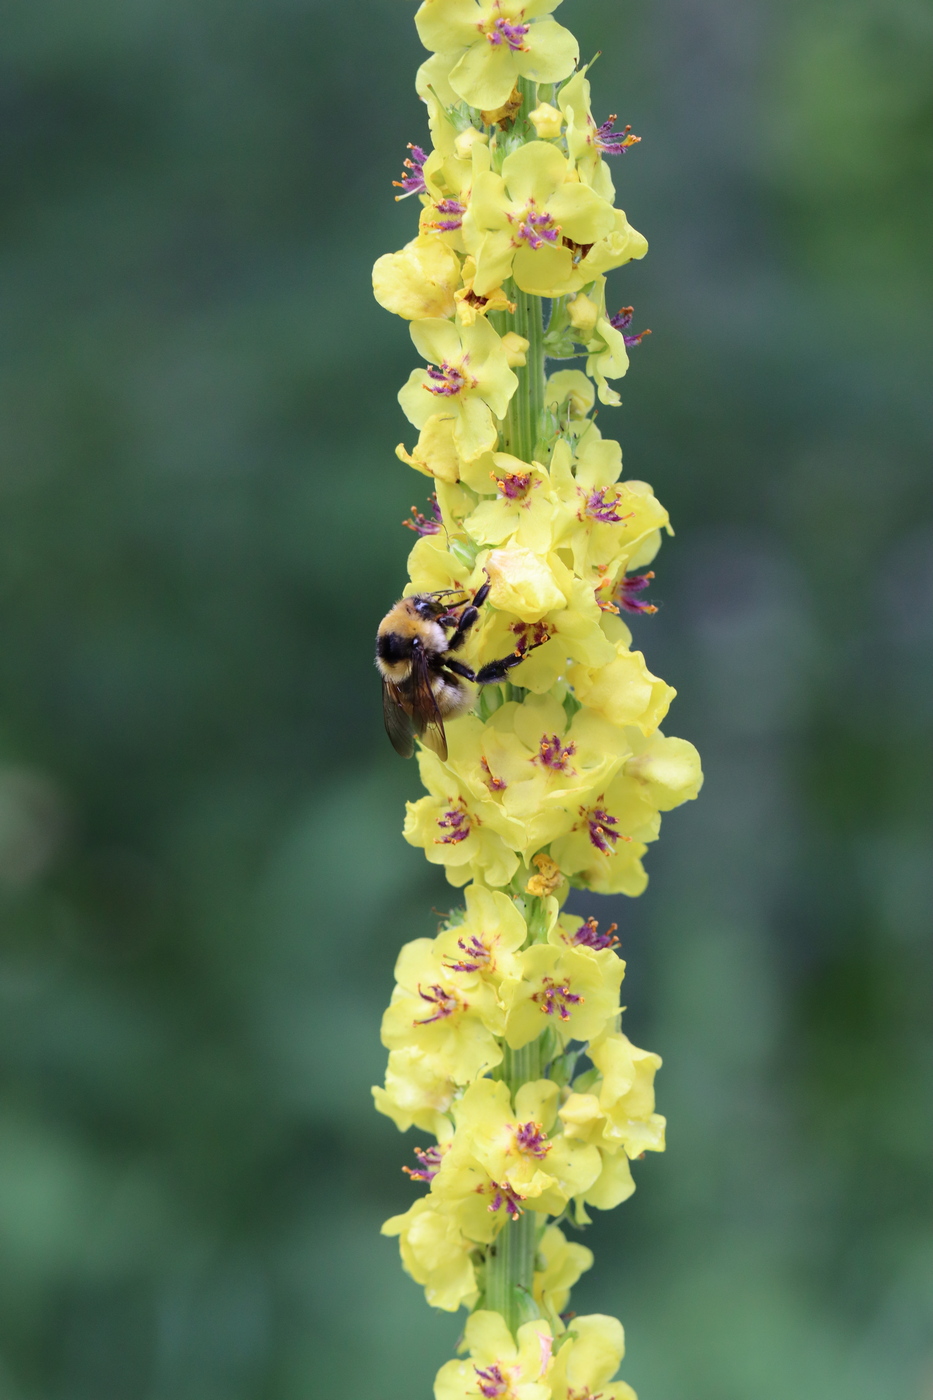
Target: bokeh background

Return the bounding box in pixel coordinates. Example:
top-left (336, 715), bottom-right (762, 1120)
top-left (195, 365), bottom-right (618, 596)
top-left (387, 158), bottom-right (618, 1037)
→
top-left (0, 1), bottom-right (930, 1396)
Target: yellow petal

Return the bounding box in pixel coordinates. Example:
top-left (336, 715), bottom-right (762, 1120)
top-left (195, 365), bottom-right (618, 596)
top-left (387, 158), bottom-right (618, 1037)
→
top-left (485, 547), bottom-right (567, 622)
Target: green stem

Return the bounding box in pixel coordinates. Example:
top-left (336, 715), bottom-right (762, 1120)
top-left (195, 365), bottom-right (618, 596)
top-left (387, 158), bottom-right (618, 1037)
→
top-left (501, 287), bottom-right (545, 462)
top-left (481, 92), bottom-right (550, 1335)
top-left (484, 1035), bottom-right (544, 1333)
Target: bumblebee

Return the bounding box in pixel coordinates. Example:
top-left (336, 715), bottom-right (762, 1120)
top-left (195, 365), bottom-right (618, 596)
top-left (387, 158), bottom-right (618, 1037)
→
top-left (376, 577), bottom-right (534, 761)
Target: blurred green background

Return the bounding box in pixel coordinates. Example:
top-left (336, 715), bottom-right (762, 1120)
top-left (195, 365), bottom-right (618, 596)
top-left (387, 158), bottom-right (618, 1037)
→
top-left (0, 1), bottom-right (930, 1396)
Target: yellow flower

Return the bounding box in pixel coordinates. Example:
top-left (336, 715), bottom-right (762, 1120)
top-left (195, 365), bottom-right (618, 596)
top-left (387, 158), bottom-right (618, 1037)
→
top-left (623, 730), bottom-right (704, 809)
top-left (548, 765), bottom-right (664, 896)
top-left (484, 545), bottom-right (567, 621)
top-left (406, 532), bottom-right (485, 597)
top-left (381, 1197), bottom-right (479, 1312)
top-left (549, 430), bottom-right (670, 580)
top-left (500, 331), bottom-right (530, 367)
top-left (463, 455), bottom-right (559, 554)
top-left (435, 477), bottom-right (479, 529)
top-left (433, 1310), bottom-right (554, 1400)
top-left (372, 1046), bottom-right (457, 1135)
top-left (405, 746), bottom-right (524, 888)
top-left (557, 67), bottom-right (617, 202)
top-left (418, 145), bottom-right (474, 252)
top-left (415, 53), bottom-right (465, 157)
top-left (454, 255), bottom-right (516, 327)
top-left (433, 882), bottom-right (528, 990)
top-left (574, 1147), bottom-right (636, 1220)
top-left (558, 1029), bottom-right (666, 1158)
top-left (567, 615), bottom-right (676, 733)
top-left (453, 693), bottom-right (631, 855)
top-left (465, 141), bottom-right (616, 296)
top-left (500, 942), bottom-right (624, 1049)
top-left (549, 1313), bottom-right (636, 1400)
top-left (568, 208), bottom-right (649, 286)
top-left (381, 936), bottom-right (505, 1082)
top-left (533, 1224), bottom-right (594, 1321)
top-left (443, 1077), bottom-right (601, 1211)
top-left (545, 368), bottom-right (595, 423)
top-left (399, 317), bottom-right (519, 462)
top-left (416, 0), bottom-right (579, 111)
top-left (406, 713), bottom-right (548, 860)
top-left (528, 101), bottom-right (563, 139)
top-left (566, 288), bottom-right (599, 338)
top-left (590, 1028), bottom-right (666, 1154)
top-left (566, 278), bottom-right (630, 406)
top-left (372, 235), bottom-right (461, 321)
top-left (396, 412), bottom-right (463, 483)
top-left (460, 549), bottom-right (615, 691)
top-left (454, 125), bottom-right (490, 160)
top-left (430, 1147), bottom-right (527, 1243)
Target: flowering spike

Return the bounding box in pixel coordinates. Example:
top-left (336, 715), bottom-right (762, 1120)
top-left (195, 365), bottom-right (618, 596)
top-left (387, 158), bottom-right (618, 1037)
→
top-left (372, 7), bottom-right (702, 1388)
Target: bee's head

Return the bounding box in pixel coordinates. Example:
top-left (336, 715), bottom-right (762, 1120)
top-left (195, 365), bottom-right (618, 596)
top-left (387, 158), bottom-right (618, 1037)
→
top-left (410, 589), bottom-right (467, 621)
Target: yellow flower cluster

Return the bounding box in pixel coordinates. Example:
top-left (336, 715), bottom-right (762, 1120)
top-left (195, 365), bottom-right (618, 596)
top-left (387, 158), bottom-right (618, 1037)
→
top-left (378, 892), bottom-right (664, 1313)
top-left (372, 4), bottom-right (701, 1395)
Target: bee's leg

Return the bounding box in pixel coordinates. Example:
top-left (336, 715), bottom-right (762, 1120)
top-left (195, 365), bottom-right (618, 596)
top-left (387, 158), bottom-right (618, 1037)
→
top-left (445, 605), bottom-right (481, 653)
top-left (443, 658), bottom-right (477, 681)
top-left (447, 651), bottom-right (529, 686)
top-left (473, 650), bottom-right (531, 685)
top-left (470, 578), bottom-right (491, 610)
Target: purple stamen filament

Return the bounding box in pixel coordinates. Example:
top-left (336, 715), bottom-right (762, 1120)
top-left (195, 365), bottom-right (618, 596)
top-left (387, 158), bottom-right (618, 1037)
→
top-left (402, 1144), bottom-right (444, 1182)
top-left (532, 976), bottom-right (582, 1021)
top-left (430, 198), bottom-right (466, 232)
top-left (445, 934), bottom-right (493, 975)
top-left (615, 571), bottom-right (657, 615)
top-left (594, 116), bottom-right (641, 156)
top-left (392, 143), bottom-right (427, 198)
top-left (435, 802), bottom-right (473, 844)
top-left (573, 917), bottom-right (620, 951)
top-left (415, 983), bottom-right (463, 1025)
top-left (582, 804), bottom-right (627, 854)
top-left (514, 1120), bottom-right (550, 1158)
top-left (535, 734), bottom-right (577, 772)
top-left (402, 493), bottom-right (442, 536)
top-left (486, 16), bottom-right (530, 50)
top-left (475, 1363), bottom-right (511, 1398)
top-left (585, 487), bottom-right (632, 524)
top-left (609, 305), bottom-right (652, 347)
top-left (486, 1179), bottom-right (526, 1219)
top-left (495, 470), bottom-right (532, 500)
top-left (510, 200), bottom-right (560, 250)
top-left (481, 756), bottom-right (507, 792)
top-left (425, 360), bottom-right (473, 398)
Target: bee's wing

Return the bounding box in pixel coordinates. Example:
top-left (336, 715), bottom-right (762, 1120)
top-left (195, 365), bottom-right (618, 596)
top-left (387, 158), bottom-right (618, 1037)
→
top-left (382, 680), bottom-right (415, 759)
top-left (408, 647), bottom-right (449, 763)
